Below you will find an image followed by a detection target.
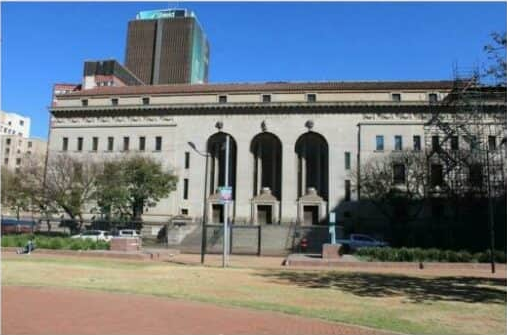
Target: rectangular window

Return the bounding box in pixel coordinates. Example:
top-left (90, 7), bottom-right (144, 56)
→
top-left (393, 164), bottom-right (406, 184)
top-left (183, 179), bottom-right (189, 200)
top-left (432, 135), bottom-right (440, 151)
top-left (4, 158), bottom-right (8, 165)
top-left (5, 148), bottom-right (9, 154)
top-left (470, 136), bottom-right (478, 151)
top-left (489, 136), bottom-right (496, 150)
top-left (111, 98), bottom-right (118, 106)
top-left (77, 137), bottom-right (83, 151)
top-left (92, 137), bottom-right (98, 151)
top-left (344, 152), bottom-right (351, 170)
top-left (28, 141), bottom-right (32, 148)
top-left (123, 137), bottom-right (129, 151)
top-left (181, 208), bottom-right (189, 215)
top-left (16, 158), bottom-right (21, 165)
top-left (142, 97), bottom-right (150, 105)
top-left (431, 164), bottom-right (443, 187)
top-left (451, 136), bottom-right (459, 150)
top-left (107, 137), bottom-right (114, 151)
top-left (139, 137), bottom-right (146, 151)
top-left (429, 93), bottom-right (438, 103)
top-left (262, 94), bottom-right (271, 103)
top-left (392, 93), bottom-right (401, 102)
top-left (345, 180), bottom-right (351, 201)
top-left (307, 94), bottom-right (316, 103)
top-left (20, 120), bottom-right (24, 126)
top-left (376, 135), bottom-right (384, 151)
top-left (62, 137), bottom-right (68, 151)
top-left (413, 135), bottom-right (421, 151)
top-left (6, 138), bottom-right (10, 145)
top-left (394, 135), bottom-right (402, 151)
top-left (185, 152), bottom-right (190, 169)
top-left (219, 95), bottom-right (227, 103)
top-left (155, 136), bottom-right (162, 151)
top-left (470, 164), bottom-right (483, 187)
top-left (81, 99), bottom-right (88, 107)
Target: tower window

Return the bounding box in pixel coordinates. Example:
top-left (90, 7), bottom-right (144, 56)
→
top-left (92, 137), bottom-right (98, 151)
top-left (345, 180), bottom-right (351, 201)
top-left (111, 98), bottom-right (118, 106)
top-left (185, 152), bottom-right (190, 169)
top-left (123, 137), bottom-right (130, 151)
top-left (413, 135), bottom-right (421, 151)
top-left (62, 137), bottom-right (68, 151)
top-left (142, 97), bottom-right (150, 105)
top-left (183, 179), bottom-right (189, 200)
top-left (218, 95), bottom-right (227, 103)
top-left (376, 135), bottom-right (384, 151)
top-left (394, 135), bottom-right (403, 151)
top-left (307, 94), bottom-right (316, 103)
top-left (155, 136), bottom-right (162, 151)
top-left (489, 136), bottom-right (497, 150)
top-left (392, 93), bottom-right (401, 102)
top-left (81, 99), bottom-right (88, 107)
top-left (139, 137), bottom-right (146, 151)
top-left (451, 136), bottom-right (459, 150)
top-left (344, 152), bottom-right (351, 170)
top-left (262, 94), bottom-right (271, 103)
top-left (429, 93), bottom-right (438, 103)
top-left (432, 135), bottom-right (440, 151)
top-left (77, 137), bottom-right (83, 151)
top-left (107, 137), bottom-right (114, 151)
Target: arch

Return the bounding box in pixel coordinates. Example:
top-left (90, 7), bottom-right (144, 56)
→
top-left (206, 132), bottom-right (237, 200)
top-left (295, 131), bottom-right (329, 201)
top-left (250, 132), bottom-right (283, 201)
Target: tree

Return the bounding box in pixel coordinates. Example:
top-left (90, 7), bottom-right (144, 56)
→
top-left (483, 31), bottom-right (506, 85)
top-left (1, 167), bottom-right (29, 220)
top-left (352, 151), bottom-right (429, 246)
top-left (45, 154), bottom-right (101, 231)
top-left (95, 155), bottom-right (178, 222)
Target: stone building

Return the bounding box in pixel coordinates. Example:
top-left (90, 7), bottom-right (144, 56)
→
top-left (50, 80), bottom-right (479, 228)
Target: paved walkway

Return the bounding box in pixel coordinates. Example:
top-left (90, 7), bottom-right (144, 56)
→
top-left (2, 286), bottom-right (392, 335)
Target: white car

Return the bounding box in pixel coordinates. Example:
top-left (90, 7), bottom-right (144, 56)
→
top-left (71, 230), bottom-right (112, 242)
top-left (118, 229), bottom-right (141, 238)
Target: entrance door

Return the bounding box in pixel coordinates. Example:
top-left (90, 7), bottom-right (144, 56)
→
top-left (257, 205), bottom-right (272, 224)
top-left (303, 206), bottom-right (319, 225)
top-left (212, 204), bottom-right (224, 223)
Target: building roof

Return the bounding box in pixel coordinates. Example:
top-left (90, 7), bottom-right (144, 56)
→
top-left (57, 80), bottom-right (459, 98)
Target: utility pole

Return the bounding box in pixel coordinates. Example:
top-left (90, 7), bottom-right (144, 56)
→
top-left (223, 135), bottom-right (230, 268)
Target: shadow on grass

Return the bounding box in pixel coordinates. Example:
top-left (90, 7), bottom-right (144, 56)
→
top-left (258, 271), bottom-right (507, 304)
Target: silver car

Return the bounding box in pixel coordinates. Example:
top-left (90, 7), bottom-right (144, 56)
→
top-left (71, 230), bottom-right (112, 242)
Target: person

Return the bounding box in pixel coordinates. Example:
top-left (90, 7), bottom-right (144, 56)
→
top-left (16, 239), bottom-right (35, 255)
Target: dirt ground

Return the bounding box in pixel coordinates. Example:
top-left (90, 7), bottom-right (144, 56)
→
top-left (2, 286), bottom-right (393, 335)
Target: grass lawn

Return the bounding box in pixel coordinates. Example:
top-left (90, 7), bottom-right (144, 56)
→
top-left (2, 255), bottom-right (506, 335)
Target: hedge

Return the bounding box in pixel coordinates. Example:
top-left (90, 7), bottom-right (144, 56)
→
top-left (355, 247), bottom-right (506, 263)
top-left (1, 235), bottom-right (110, 251)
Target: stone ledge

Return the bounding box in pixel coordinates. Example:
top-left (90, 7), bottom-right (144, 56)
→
top-left (1, 247), bottom-right (159, 261)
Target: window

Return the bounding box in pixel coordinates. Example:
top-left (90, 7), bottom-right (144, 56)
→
top-left (469, 164), bottom-right (483, 187)
top-left (107, 137), bottom-right (114, 151)
top-left (413, 135), bottom-right (421, 151)
top-left (431, 164), bottom-right (443, 187)
top-left (142, 97), bottom-right (150, 105)
top-left (181, 208), bottom-right (189, 215)
top-left (392, 93), bottom-right (401, 102)
top-left (432, 135), bottom-right (440, 151)
top-left (345, 180), bottom-right (351, 201)
top-left (62, 137), bottom-right (68, 151)
top-left (155, 136), bottom-right (162, 151)
top-left (451, 136), bottom-right (459, 150)
top-left (27, 141), bottom-right (32, 148)
top-left (17, 149), bottom-right (20, 154)
top-left (139, 137), bottom-right (146, 151)
top-left (394, 135), bottom-right (402, 151)
top-left (27, 151), bottom-right (31, 155)
top-left (393, 164), bottom-right (406, 184)
top-left (20, 120), bottom-right (24, 126)
top-left (262, 94), bottom-right (271, 103)
top-left (429, 93), bottom-right (438, 103)
top-left (307, 94), bottom-right (316, 103)
top-left (344, 152), bottom-right (351, 170)
top-left (183, 179), bottom-right (189, 200)
top-left (489, 136), bottom-right (497, 150)
top-left (5, 148), bottom-right (9, 154)
top-left (6, 138), bottom-right (11, 145)
top-left (16, 158), bottom-right (21, 165)
top-left (92, 137), bottom-right (98, 151)
top-left (185, 152), bottom-right (190, 169)
top-left (8, 121), bottom-right (11, 125)
top-left (4, 158), bottom-right (8, 165)
top-left (376, 135), bottom-right (384, 151)
top-left (470, 136), bottom-right (478, 151)
top-left (218, 95), bottom-right (227, 103)
top-left (111, 98), bottom-right (118, 106)
top-left (77, 137), bottom-right (83, 151)
top-left (123, 137), bottom-right (130, 151)
top-left (81, 99), bottom-right (88, 107)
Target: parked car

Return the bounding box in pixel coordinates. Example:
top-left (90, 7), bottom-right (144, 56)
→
top-left (117, 229), bottom-right (141, 238)
top-left (71, 230), bottom-right (112, 242)
top-left (336, 234), bottom-right (389, 253)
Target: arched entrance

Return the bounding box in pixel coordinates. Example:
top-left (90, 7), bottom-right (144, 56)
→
top-left (295, 132), bottom-right (329, 225)
top-left (250, 132), bottom-right (282, 224)
top-left (206, 132), bottom-right (237, 223)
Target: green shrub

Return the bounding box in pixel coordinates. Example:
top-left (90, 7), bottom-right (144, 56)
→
top-left (1, 235), bottom-right (109, 251)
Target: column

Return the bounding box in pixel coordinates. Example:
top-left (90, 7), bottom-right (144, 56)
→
top-left (281, 135), bottom-right (298, 223)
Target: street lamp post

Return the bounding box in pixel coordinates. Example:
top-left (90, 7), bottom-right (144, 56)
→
top-left (187, 142), bottom-right (210, 264)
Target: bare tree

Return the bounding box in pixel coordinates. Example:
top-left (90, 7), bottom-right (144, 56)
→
top-left (352, 150), bottom-right (429, 245)
top-left (45, 154), bottom-right (101, 231)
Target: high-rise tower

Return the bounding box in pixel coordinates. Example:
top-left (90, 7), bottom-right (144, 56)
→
top-left (125, 9), bottom-right (209, 85)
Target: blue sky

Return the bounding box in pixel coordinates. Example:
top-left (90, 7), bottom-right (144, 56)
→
top-left (1, 1), bottom-right (505, 139)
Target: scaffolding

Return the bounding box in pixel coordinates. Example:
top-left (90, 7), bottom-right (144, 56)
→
top-left (424, 65), bottom-right (506, 201)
